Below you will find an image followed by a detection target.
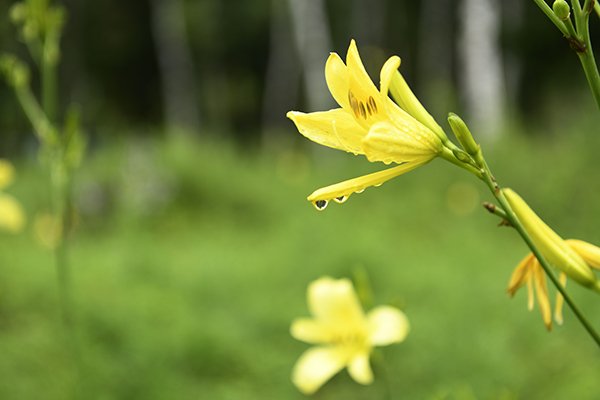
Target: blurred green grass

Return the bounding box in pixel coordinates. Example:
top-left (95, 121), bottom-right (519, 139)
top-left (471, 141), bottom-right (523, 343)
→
top-left (1, 124), bottom-right (600, 399)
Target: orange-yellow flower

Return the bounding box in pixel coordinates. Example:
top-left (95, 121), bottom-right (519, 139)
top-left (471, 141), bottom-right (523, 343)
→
top-left (508, 240), bottom-right (600, 330)
top-left (504, 188), bottom-right (600, 329)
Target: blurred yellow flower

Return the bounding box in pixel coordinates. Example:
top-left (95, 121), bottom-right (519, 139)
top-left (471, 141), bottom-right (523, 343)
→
top-left (0, 159), bottom-right (15, 189)
top-left (287, 40), bottom-right (443, 210)
top-left (0, 159), bottom-right (25, 233)
top-left (291, 277), bottom-right (409, 395)
top-left (508, 240), bottom-right (600, 330)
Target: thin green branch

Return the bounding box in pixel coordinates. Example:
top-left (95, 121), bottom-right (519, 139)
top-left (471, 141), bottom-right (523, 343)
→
top-left (575, 2), bottom-right (600, 109)
top-left (14, 83), bottom-right (57, 143)
top-left (571, 0), bottom-right (584, 31)
top-left (532, 0), bottom-right (570, 36)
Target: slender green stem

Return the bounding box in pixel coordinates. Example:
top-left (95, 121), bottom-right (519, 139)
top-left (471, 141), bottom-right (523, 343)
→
top-left (575, 8), bottom-right (600, 109)
top-left (532, 0), bottom-right (570, 36)
top-left (14, 84), bottom-right (56, 143)
top-left (42, 58), bottom-right (57, 123)
top-left (571, 0), bottom-right (584, 31)
top-left (595, 2), bottom-right (600, 18)
top-left (475, 155), bottom-right (600, 347)
top-left (563, 16), bottom-right (580, 40)
top-left (439, 145), bottom-right (483, 179)
top-left (483, 201), bottom-right (509, 221)
top-left (577, 50), bottom-right (600, 109)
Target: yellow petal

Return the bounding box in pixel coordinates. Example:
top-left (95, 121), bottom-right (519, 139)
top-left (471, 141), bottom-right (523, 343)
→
top-left (507, 254), bottom-right (534, 297)
top-left (287, 109), bottom-right (367, 155)
top-left (292, 346), bottom-right (348, 395)
top-left (0, 193), bottom-right (25, 233)
top-left (307, 163), bottom-right (426, 203)
top-left (307, 277), bottom-right (365, 325)
top-left (290, 318), bottom-right (332, 344)
top-left (380, 56), bottom-right (401, 97)
top-left (526, 274), bottom-right (534, 310)
top-left (388, 70), bottom-right (446, 139)
top-left (554, 273), bottom-right (567, 325)
top-left (362, 121), bottom-right (441, 164)
top-left (567, 239), bottom-right (600, 270)
top-left (345, 40), bottom-right (387, 127)
top-left (325, 52), bottom-right (351, 109)
top-left (347, 351), bottom-right (373, 385)
top-left (0, 160), bottom-right (15, 189)
top-left (346, 40), bottom-right (380, 104)
top-left (367, 305), bottom-right (409, 346)
top-left (532, 260), bottom-right (552, 330)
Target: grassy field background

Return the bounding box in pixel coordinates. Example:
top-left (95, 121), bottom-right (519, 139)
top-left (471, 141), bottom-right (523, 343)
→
top-left (1, 121), bottom-right (600, 399)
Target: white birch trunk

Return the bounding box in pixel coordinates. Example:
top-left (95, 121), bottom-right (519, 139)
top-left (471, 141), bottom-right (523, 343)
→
top-left (459, 0), bottom-right (505, 138)
top-left (287, 0), bottom-right (333, 111)
top-left (150, 0), bottom-right (200, 135)
top-left (262, 0), bottom-right (301, 145)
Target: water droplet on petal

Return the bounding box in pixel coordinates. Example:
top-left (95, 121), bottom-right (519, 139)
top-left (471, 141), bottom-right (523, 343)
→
top-left (333, 195), bottom-right (348, 204)
top-left (355, 188), bottom-right (365, 194)
top-left (312, 200), bottom-right (328, 211)
top-left (374, 183), bottom-right (383, 187)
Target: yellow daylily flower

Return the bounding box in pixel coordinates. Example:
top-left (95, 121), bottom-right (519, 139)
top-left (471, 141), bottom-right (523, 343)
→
top-left (508, 240), bottom-right (600, 330)
top-left (291, 277), bottom-right (409, 395)
top-left (0, 159), bottom-right (25, 233)
top-left (287, 40), bottom-right (444, 210)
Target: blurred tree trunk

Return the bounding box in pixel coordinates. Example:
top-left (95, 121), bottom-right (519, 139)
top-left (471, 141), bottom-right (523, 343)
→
top-left (459, 0), bottom-right (505, 138)
top-left (287, 0), bottom-right (333, 111)
top-left (417, 0), bottom-right (454, 120)
top-left (503, 0), bottom-right (525, 118)
top-left (261, 0), bottom-right (300, 146)
top-left (150, 0), bottom-right (200, 136)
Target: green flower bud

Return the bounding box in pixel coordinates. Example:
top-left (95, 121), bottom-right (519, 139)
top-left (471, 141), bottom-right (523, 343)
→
top-left (447, 113), bottom-right (480, 156)
top-left (553, 0), bottom-right (570, 21)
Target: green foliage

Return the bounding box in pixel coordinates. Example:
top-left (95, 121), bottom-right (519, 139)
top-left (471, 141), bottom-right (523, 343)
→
top-left (0, 130), bottom-right (599, 399)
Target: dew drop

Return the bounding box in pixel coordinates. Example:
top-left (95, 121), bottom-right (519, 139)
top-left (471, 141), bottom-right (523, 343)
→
top-left (333, 195), bottom-right (348, 204)
top-left (312, 199), bottom-right (328, 211)
top-left (374, 183), bottom-right (383, 187)
top-left (355, 188), bottom-right (365, 194)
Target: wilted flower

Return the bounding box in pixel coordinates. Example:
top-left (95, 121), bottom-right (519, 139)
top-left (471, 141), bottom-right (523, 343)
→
top-left (287, 40), bottom-right (446, 210)
top-left (504, 188), bottom-right (600, 329)
top-left (291, 277), bottom-right (409, 395)
top-left (503, 188), bottom-right (598, 289)
top-left (508, 240), bottom-right (600, 330)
